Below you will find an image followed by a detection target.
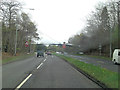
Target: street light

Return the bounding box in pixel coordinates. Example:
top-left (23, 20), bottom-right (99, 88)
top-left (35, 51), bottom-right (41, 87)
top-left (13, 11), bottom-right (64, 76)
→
top-left (14, 8), bottom-right (34, 56)
top-left (29, 8), bottom-right (35, 10)
top-left (14, 23), bottom-right (19, 56)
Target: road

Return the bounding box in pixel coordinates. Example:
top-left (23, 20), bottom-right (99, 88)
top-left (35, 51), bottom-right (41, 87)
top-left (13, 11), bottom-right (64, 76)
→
top-left (64, 54), bottom-right (119, 72)
top-left (2, 56), bottom-right (45, 88)
top-left (2, 55), bottom-right (101, 89)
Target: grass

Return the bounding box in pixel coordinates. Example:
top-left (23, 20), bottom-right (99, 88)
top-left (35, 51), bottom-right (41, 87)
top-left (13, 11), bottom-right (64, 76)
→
top-left (2, 52), bottom-right (34, 64)
top-left (75, 54), bottom-right (112, 60)
top-left (55, 53), bottom-right (119, 88)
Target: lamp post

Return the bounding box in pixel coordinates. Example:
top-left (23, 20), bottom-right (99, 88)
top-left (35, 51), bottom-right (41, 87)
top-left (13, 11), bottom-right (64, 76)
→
top-left (14, 24), bottom-right (18, 56)
top-left (14, 14), bottom-right (20, 56)
top-left (14, 8), bottom-right (34, 56)
top-left (109, 24), bottom-right (112, 58)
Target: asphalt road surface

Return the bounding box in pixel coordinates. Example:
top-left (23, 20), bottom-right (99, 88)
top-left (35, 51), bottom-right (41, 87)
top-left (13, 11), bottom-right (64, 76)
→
top-left (64, 54), bottom-right (119, 72)
top-left (2, 56), bottom-right (45, 88)
top-left (2, 55), bottom-right (101, 89)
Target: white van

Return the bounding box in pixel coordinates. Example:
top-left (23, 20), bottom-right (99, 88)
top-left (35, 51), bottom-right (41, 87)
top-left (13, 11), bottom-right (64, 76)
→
top-left (112, 49), bottom-right (120, 64)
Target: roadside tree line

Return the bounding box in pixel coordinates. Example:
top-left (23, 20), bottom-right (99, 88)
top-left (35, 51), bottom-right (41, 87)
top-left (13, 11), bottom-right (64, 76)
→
top-left (68, 0), bottom-right (120, 57)
top-left (0, 0), bottom-right (40, 55)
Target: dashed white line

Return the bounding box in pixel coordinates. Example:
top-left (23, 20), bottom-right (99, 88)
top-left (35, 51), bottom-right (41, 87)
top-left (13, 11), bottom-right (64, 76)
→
top-left (15, 74), bottom-right (32, 90)
top-left (43, 59), bottom-right (46, 62)
top-left (15, 58), bottom-right (47, 90)
top-left (37, 63), bottom-right (43, 69)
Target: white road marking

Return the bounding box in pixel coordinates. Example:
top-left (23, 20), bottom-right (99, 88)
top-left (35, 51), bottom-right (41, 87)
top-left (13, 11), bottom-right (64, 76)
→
top-left (43, 59), bottom-right (46, 62)
top-left (15, 59), bottom-right (46, 90)
top-left (15, 74), bottom-right (32, 90)
top-left (37, 63), bottom-right (43, 69)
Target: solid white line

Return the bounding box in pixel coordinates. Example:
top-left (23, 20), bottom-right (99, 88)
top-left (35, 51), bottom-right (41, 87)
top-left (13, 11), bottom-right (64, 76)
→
top-left (15, 74), bottom-right (32, 90)
top-left (37, 63), bottom-right (43, 69)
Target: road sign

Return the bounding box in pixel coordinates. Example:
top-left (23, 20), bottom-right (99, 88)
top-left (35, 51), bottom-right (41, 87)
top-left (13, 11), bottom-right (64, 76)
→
top-left (62, 42), bottom-right (66, 48)
top-left (25, 41), bottom-right (29, 47)
top-left (62, 44), bottom-right (66, 48)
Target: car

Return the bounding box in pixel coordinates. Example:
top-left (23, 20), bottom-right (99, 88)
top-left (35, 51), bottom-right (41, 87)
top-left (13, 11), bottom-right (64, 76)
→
top-left (46, 51), bottom-right (52, 55)
top-left (56, 52), bottom-right (59, 54)
top-left (37, 50), bottom-right (44, 57)
top-left (56, 52), bottom-right (61, 54)
top-left (79, 52), bottom-right (84, 55)
top-left (112, 49), bottom-right (120, 64)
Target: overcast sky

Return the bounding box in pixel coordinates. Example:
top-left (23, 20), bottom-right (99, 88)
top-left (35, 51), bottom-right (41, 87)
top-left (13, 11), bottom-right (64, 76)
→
top-left (19, 0), bottom-right (106, 44)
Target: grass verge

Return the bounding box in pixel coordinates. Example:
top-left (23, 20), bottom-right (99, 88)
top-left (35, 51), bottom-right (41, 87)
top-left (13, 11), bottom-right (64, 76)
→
top-left (55, 54), bottom-right (119, 88)
top-left (2, 53), bottom-right (34, 64)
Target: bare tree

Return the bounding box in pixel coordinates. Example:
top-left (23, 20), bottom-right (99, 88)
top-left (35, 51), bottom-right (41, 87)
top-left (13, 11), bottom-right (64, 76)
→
top-left (1, 0), bottom-right (39, 55)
